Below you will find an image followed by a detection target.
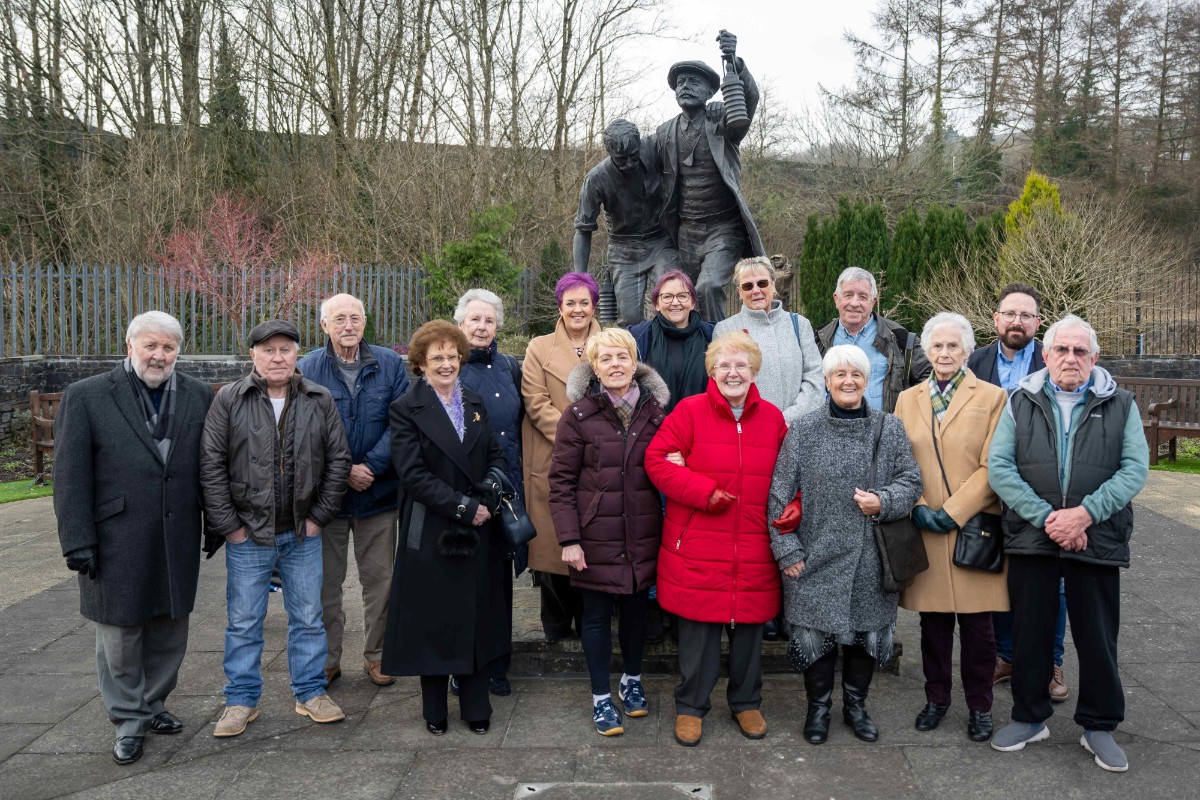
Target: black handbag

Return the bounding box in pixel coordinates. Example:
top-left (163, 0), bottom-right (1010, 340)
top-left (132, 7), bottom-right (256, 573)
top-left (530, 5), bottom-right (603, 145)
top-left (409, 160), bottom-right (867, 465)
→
top-left (930, 407), bottom-right (1004, 573)
top-left (868, 415), bottom-right (928, 593)
top-left (492, 470), bottom-right (536, 547)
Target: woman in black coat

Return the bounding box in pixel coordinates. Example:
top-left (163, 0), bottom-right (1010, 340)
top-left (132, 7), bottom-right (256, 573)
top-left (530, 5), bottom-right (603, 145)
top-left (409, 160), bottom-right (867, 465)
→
top-left (456, 288), bottom-right (524, 698)
top-left (380, 320), bottom-right (509, 736)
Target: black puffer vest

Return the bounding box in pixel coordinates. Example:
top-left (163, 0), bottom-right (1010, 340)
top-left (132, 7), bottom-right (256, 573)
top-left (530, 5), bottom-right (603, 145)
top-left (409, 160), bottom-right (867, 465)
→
top-left (1003, 382), bottom-right (1135, 567)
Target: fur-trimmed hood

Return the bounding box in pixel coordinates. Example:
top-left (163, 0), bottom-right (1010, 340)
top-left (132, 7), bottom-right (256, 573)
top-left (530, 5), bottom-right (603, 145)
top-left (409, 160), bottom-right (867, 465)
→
top-left (566, 360), bottom-right (671, 407)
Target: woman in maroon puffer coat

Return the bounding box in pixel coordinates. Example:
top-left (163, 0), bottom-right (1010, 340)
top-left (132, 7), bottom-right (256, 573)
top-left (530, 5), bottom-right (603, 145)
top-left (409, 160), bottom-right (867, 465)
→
top-left (548, 328), bottom-right (668, 738)
top-left (645, 331), bottom-right (787, 748)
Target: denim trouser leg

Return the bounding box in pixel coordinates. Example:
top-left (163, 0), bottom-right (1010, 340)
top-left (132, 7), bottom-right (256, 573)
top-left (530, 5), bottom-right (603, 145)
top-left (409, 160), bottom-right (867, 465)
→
top-left (223, 537), bottom-right (276, 707)
top-left (276, 532), bottom-right (328, 703)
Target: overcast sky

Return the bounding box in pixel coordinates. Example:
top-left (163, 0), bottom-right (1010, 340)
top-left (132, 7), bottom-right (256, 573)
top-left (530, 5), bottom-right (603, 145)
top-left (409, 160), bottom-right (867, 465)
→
top-left (619, 0), bottom-right (879, 126)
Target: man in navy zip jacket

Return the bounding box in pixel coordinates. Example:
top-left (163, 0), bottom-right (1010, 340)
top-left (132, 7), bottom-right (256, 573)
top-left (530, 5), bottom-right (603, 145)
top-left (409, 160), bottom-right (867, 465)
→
top-left (298, 294), bottom-right (410, 688)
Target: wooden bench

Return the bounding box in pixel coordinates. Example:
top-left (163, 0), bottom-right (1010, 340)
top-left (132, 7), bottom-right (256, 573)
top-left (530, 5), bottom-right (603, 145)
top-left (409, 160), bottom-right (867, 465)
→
top-left (1115, 377), bottom-right (1200, 465)
top-left (28, 382), bottom-right (228, 482)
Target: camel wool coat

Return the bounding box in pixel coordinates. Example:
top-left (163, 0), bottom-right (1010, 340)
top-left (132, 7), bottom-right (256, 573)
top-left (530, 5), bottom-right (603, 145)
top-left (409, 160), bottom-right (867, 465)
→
top-left (521, 316), bottom-right (602, 575)
top-left (895, 369), bottom-right (1010, 614)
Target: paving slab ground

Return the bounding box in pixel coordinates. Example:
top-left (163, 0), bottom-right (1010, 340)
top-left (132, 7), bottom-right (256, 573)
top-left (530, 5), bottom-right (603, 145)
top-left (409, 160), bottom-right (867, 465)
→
top-left (0, 472), bottom-right (1196, 799)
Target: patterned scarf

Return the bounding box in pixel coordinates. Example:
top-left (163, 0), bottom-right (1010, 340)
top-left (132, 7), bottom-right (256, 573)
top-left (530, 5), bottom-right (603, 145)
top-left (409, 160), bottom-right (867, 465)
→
top-left (430, 378), bottom-right (466, 441)
top-left (929, 367), bottom-right (966, 423)
top-left (123, 357), bottom-right (177, 463)
top-left (605, 383), bottom-right (640, 430)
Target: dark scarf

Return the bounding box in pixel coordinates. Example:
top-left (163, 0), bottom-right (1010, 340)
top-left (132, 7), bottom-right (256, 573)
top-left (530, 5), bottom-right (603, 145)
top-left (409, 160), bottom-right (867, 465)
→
top-left (123, 357), bottom-right (177, 463)
top-left (468, 340), bottom-right (497, 365)
top-left (646, 311), bottom-right (707, 412)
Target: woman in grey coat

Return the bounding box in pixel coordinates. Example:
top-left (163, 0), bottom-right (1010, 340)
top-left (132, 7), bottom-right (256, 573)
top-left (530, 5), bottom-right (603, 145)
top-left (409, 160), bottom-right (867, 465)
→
top-left (768, 344), bottom-right (922, 745)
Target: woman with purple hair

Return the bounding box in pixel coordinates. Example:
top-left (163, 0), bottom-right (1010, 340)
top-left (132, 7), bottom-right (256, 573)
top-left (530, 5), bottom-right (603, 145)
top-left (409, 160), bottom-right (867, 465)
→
top-left (628, 270), bottom-right (715, 415)
top-left (521, 272), bottom-right (602, 641)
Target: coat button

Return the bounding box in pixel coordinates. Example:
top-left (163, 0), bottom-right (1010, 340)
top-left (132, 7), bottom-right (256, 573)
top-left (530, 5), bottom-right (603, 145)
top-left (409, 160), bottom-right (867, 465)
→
top-left (252, 488), bottom-right (259, 494)
top-left (495, 393), bottom-right (500, 397)
top-left (251, 456), bottom-right (258, 463)
top-left (166, 511), bottom-right (173, 517)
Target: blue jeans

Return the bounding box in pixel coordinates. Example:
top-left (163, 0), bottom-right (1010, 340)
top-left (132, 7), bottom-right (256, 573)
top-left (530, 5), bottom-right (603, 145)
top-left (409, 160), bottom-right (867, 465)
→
top-left (994, 578), bottom-right (1066, 667)
top-left (224, 531), bottom-right (327, 706)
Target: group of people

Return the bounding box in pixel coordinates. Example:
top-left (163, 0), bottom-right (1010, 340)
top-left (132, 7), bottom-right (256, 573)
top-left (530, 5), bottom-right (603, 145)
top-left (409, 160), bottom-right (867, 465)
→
top-left (53, 262), bottom-right (1148, 775)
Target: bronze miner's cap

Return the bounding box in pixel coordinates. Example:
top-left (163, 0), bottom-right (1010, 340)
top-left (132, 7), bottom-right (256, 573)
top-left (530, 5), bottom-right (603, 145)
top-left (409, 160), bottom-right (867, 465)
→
top-left (667, 60), bottom-right (720, 93)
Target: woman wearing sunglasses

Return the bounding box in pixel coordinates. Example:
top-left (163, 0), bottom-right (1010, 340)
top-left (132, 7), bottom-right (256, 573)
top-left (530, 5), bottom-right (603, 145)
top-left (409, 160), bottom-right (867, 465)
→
top-left (714, 257), bottom-right (824, 428)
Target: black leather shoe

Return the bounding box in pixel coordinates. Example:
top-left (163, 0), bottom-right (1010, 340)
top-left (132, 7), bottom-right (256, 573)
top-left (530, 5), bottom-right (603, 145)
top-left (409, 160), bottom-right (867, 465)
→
top-left (489, 677), bottom-right (512, 696)
top-left (111, 736), bottom-right (144, 765)
top-left (149, 710), bottom-right (183, 735)
top-left (915, 702), bottom-right (949, 732)
top-left (468, 719), bottom-right (490, 734)
top-left (426, 719), bottom-right (448, 736)
top-left (763, 620), bottom-right (779, 641)
top-left (967, 710), bottom-right (993, 742)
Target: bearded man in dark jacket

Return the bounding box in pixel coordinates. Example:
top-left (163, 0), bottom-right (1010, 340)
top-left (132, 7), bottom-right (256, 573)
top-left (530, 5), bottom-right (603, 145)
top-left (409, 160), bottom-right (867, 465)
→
top-left (54, 311), bottom-right (213, 766)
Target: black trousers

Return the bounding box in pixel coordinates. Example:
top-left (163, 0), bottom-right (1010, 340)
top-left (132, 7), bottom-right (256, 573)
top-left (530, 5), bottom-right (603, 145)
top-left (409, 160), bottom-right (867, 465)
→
top-left (1009, 554), bottom-right (1124, 731)
top-left (919, 611), bottom-right (995, 712)
top-left (674, 618), bottom-right (764, 717)
top-left (492, 565), bottom-right (514, 680)
top-left (538, 571), bottom-right (583, 639)
top-left (421, 660), bottom-right (494, 724)
top-left (579, 588), bottom-right (648, 695)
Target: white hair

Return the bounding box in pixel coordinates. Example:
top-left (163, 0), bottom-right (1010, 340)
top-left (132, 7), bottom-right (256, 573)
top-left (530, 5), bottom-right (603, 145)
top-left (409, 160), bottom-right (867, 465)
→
top-left (1044, 313), bottom-right (1100, 355)
top-left (821, 343), bottom-right (871, 380)
top-left (835, 267), bottom-right (878, 299)
top-left (920, 312), bottom-right (976, 354)
top-left (319, 294), bottom-right (366, 322)
top-left (453, 288), bottom-right (505, 327)
top-left (125, 311), bottom-right (183, 347)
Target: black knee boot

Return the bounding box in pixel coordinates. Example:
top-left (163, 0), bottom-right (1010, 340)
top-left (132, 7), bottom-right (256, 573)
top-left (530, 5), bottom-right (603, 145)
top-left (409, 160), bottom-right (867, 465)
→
top-left (841, 646), bottom-right (879, 742)
top-left (802, 650), bottom-right (837, 744)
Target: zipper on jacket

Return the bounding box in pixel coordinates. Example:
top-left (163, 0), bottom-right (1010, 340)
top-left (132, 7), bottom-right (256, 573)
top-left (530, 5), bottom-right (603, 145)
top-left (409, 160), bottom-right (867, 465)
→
top-left (730, 420), bottom-right (743, 627)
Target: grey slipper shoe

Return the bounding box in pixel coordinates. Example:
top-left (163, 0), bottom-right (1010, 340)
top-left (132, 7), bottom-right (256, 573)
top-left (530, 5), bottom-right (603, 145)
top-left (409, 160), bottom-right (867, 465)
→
top-left (1081, 730), bottom-right (1129, 772)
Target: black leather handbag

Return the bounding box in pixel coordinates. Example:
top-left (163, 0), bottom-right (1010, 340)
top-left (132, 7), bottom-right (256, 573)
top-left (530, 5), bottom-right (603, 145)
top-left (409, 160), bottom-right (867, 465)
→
top-left (492, 469), bottom-right (536, 547)
top-left (930, 408), bottom-right (1004, 573)
top-left (869, 415), bottom-right (928, 593)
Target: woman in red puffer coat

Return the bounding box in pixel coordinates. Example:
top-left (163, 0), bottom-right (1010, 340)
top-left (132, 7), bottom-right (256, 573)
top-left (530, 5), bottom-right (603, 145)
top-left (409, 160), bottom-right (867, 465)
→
top-left (645, 331), bottom-right (787, 748)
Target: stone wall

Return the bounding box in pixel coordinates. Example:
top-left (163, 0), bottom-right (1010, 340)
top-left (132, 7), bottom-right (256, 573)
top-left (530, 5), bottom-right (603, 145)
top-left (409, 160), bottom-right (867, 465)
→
top-left (1, 355), bottom-right (250, 448)
top-left (1101, 355), bottom-right (1200, 379)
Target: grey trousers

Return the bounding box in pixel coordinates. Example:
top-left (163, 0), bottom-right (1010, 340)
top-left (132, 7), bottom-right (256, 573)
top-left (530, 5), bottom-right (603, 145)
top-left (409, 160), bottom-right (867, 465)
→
top-left (95, 614), bottom-right (190, 737)
top-left (676, 218), bottom-right (747, 323)
top-left (321, 509), bottom-right (398, 666)
top-left (674, 617), bottom-right (764, 717)
top-left (608, 233), bottom-right (681, 328)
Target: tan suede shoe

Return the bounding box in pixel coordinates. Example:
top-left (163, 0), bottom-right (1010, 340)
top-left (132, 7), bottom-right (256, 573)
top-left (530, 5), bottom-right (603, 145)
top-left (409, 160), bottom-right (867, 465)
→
top-left (1049, 665), bottom-right (1069, 703)
top-left (363, 659), bottom-right (395, 686)
top-left (733, 709), bottom-right (767, 739)
top-left (213, 705), bottom-right (258, 738)
top-left (674, 714), bottom-right (702, 747)
top-left (295, 694), bottom-right (346, 723)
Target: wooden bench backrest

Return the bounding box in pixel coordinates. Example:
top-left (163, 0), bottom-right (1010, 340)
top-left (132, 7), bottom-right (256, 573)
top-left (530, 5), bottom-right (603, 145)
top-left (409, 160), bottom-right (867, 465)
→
top-left (1115, 378), bottom-right (1200, 424)
top-left (30, 391), bottom-right (64, 434)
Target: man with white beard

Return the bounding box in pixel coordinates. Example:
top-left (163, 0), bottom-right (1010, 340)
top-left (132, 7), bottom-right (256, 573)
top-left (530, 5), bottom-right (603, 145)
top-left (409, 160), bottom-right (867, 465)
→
top-left (53, 311), bottom-right (214, 765)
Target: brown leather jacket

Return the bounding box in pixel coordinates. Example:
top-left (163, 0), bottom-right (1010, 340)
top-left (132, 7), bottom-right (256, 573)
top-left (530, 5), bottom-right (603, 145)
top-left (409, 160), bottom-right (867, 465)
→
top-left (200, 370), bottom-right (351, 545)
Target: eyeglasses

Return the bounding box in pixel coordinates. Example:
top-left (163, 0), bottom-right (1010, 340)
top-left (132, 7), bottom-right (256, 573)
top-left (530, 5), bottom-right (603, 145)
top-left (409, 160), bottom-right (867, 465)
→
top-left (658, 292), bottom-right (691, 305)
top-left (1048, 345), bottom-right (1091, 359)
top-left (997, 311), bottom-right (1040, 324)
top-left (427, 354), bottom-right (460, 365)
top-left (714, 362), bottom-right (752, 375)
top-left (330, 315), bottom-right (365, 327)
top-left (739, 279), bottom-right (771, 292)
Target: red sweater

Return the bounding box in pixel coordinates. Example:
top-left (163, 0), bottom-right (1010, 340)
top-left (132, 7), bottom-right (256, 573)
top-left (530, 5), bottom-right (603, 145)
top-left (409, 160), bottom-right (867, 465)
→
top-left (646, 380), bottom-right (786, 625)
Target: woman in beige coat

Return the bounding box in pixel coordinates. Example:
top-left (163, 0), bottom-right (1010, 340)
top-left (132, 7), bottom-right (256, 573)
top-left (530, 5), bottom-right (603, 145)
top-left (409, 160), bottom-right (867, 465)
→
top-left (895, 312), bottom-right (1008, 744)
top-left (522, 272), bottom-right (602, 641)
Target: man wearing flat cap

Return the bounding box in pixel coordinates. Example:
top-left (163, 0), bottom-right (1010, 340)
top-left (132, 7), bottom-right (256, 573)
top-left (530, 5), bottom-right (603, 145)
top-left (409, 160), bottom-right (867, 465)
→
top-left (200, 319), bottom-right (352, 737)
top-left (657, 30), bottom-right (764, 322)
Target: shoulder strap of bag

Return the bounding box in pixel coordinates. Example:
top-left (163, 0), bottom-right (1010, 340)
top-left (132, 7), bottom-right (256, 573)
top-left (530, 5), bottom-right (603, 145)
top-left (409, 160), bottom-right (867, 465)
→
top-left (902, 330), bottom-right (916, 385)
top-left (929, 405), bottom-right (954, 496)
top-left (868, 413), bottom-right (884, 489)
top-left (791, 312), bottom-right (801, 348)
